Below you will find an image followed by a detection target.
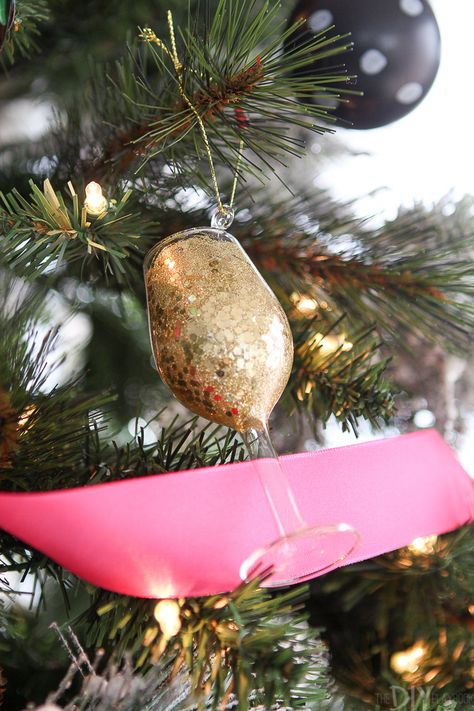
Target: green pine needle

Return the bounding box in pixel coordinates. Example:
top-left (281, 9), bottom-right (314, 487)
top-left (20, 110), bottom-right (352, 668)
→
top-left (288, 316), bottom-right (394, 434)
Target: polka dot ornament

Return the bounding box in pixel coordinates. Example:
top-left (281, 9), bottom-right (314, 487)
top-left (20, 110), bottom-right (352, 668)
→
top-left (286, 0), bottom-right (441, 129)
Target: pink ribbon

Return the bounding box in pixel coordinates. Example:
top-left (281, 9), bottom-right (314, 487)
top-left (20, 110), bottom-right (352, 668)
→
top-left (0, 430), bottom-right (472, 598)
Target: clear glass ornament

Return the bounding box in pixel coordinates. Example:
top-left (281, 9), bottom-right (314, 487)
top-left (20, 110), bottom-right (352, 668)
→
top-left (144, 226), bottom-right (359, 587)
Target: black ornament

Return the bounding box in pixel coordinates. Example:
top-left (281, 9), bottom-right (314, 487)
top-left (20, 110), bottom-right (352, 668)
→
top-left (0, 0), bottom-right (16, 52)
top-left (286, 0), bottom-right (441, 130)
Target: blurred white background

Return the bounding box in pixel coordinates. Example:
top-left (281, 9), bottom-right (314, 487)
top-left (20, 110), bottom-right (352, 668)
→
top-left (319, 0), bottom-right (474, 217)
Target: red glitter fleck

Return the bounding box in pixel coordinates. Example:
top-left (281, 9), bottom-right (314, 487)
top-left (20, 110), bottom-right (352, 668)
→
top-left (235, 107), bottom-right (249, 129)
top-left (174, 323), bottom-right (181, 339)
top-left (214, 395), bottom-right (222, 402)
top-left (205, 386), bottom-right (214, 393)
top-left (231, 407), bottom-right (239, 415)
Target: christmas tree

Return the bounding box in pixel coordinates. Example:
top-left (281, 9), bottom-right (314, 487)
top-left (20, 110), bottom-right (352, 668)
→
top-left (0, 1), bottom-right (473, 709)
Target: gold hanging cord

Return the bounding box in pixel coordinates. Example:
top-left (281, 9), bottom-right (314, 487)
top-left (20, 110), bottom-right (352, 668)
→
top-left (141, 12), bottom-right (244, 216)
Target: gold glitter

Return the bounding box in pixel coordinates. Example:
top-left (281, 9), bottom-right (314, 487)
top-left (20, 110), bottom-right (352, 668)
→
top-left (144, 228), bottom-right (294, 431)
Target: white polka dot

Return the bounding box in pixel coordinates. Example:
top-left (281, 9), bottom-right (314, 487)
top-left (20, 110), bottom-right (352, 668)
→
top-left (308, 9), bottom-right (333, 33)
top-left (359, 49), bottom-right (388, 75)
top-left (414, 409), bottom-right (436, 428)
top-left (399, 0), bottom-right (424, 17)
top-left (396, 82), bottom-right (424, 104)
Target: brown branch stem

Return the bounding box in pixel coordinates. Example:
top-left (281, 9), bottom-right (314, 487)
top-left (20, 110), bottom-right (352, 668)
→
top-left (246, 240), bottom-right (446, 300)
top-left (90, 59), bottom-right (263, 179)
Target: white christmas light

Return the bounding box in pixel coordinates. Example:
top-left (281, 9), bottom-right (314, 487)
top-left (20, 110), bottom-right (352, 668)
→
top-left (297, 296), bottom-right (318, 316)
top-left (84, 181), bottom-right (108, 215)
top-left (153, 599), bottom-right (182, 639)
top-left (391, 642), bottom-right (427, 675)
top-left (408, 535), bottom-right (438, 555)
top-left (313, 332), bottom-right (353, 356)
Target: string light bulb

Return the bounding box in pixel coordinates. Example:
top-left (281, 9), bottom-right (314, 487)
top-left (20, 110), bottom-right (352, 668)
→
top-left (213, 596), bottom-right (229, 610)
top-left (311, 332), bottom-right (353, 356)
top-left (153, 599), bottom-right (182, 639)
top-left (296, 296), bottom-right (318, 316)
top-left (84, 181), bottom-right (108, 216)
top-left (291, 292), bottom-right (318, 316)
top-left (18, 404), bottom-right (36, 430)
top-left (408, 535), bottom-right (438, 556)
top-left (391, 642), bottom-right (427, 675)
top-left (291, 292), bottom-right (331, 316)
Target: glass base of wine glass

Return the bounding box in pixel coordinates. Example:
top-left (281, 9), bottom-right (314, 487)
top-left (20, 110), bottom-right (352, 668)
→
top-left (239, 523), bottom-right (359, 587)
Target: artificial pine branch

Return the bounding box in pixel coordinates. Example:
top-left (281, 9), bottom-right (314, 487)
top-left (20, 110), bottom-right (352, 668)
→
top-left (288, 316), bottom-right (394, 433)
top-left (50, 0), bottom-right (353, 186)
top-left (0, 0), bottom-right (49, 67)
top-left (0, 179), bottom-right (153, 285)
top-left (237, 193), bottom-right (474, 351)
top-left (0, 289), bottom-right (112, 490)
top-left (0, 289), bottom-right (378, 709)
top-left (4, 179), bottom-right (474, 357)
top-left (309, 524), bottom-right (474, 707)
top-left (59, 580), bottom-right (328, 710)
top-left (0, 0), bottom-right (202, 102)
top-left (0, 289), bottom-right (115, 593)
top-left (0, 578), bottom-right (330, 710)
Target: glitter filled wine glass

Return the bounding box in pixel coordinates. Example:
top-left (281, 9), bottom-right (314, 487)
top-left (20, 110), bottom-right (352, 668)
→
top-left (144, 216), bottom-right (359, 587)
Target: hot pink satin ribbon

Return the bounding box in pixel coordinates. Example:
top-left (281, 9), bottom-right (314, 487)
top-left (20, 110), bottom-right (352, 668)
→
top-left (0, 430), bottom-right (472, 598)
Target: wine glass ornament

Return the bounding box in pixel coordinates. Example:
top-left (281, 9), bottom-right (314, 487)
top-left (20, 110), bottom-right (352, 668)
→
top-left (144, 206), bottom-right (359, 586)
top-left (145, 211), bottom-right (292, 433)
top-left (143, 13), bottom-right (358, 587)
top-left (285, 0), bottom-right (441, 129)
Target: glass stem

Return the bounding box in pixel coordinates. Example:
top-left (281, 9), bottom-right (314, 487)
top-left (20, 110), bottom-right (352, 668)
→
top-left (242, 424), bottom-right (306, 539)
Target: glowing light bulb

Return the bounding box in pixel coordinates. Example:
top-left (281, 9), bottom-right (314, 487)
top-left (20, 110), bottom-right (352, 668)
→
top-left (18, 404), bottom-right (36, 430)
top-left (297, 297), bottom-right (318, 316)
top-left (290, 292), bottom-right (318, 316)
top-left (391, 642), bottom-right (427, 675)
top-left (213, 597), bottom-right (229, 610)
top-left (153, 599), bottom-right (182, 639)
top-left (408, 535), bottom-right (438, 555)
top-left (312, 332), bottom-right (353, 356)
top-left (84, 181), bottom-right (108, 216)
top-left (291, 293), bottom-right (332, 316)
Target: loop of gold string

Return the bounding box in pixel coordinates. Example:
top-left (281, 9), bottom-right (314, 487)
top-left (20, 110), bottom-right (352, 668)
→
top-left (229, 140), bottom-right (243, 209)
top-left (141, 14), bottom-right (243, 216)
